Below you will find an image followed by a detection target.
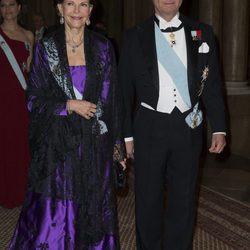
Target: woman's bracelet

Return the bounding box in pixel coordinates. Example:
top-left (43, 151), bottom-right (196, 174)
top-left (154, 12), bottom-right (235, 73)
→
top-left (66, 100), bottom-right (73, 115)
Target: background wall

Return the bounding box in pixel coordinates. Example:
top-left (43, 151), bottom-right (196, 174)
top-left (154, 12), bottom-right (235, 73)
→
top-left (19, 0), bottom-right (250, 160)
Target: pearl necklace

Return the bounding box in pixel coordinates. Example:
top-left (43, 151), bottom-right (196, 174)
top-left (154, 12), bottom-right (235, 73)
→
top-left (66, 40), bottom-right (83, 53)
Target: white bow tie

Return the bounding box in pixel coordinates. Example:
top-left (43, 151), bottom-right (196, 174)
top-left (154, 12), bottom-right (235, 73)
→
top-left (158, 16), bottom-right (182, 30)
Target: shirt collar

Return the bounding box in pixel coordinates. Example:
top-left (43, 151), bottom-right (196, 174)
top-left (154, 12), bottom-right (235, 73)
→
top-left (35, 26), bottom-right (45, 35)
top-left (155, 13), bottom-right (182, 30)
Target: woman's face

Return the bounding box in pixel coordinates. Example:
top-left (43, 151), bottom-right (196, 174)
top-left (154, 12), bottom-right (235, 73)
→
top-left (0, 0), bottom-right (20, 22)
top-left (57, 0), bottom-right (92, 29)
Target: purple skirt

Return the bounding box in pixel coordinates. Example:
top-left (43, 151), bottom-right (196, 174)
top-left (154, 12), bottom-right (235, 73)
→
top-left (8, 192), bottom-right (119, 249)
top-left (8, 65), bottom-right (120, 249)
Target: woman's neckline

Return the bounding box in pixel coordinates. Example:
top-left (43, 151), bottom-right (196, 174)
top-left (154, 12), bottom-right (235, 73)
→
top-left (68, 65), bottom-right (86, 67)
top-left (0, 27), bottom-right (28, 44)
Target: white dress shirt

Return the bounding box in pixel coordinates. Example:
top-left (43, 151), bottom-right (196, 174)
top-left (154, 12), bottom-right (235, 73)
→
top-left (155, 13), bottom-right (190, 113)
top-left (124, 13), bottom-right (225, 142)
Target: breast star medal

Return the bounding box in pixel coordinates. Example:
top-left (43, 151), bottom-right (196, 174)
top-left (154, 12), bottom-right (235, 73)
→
top-left (201, 66), bottom-right (209, 81)
top-left (198, 66), bottom-right (209, 96)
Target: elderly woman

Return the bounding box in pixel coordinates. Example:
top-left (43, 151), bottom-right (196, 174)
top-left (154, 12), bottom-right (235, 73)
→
top-left (8, 0), bottom-right (125, 249)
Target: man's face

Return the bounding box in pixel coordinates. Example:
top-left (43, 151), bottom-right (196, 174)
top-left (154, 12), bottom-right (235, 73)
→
top-left (33, 15), bottom-right (44, 30)
top-left (152, 0), bottom-right (183, 21)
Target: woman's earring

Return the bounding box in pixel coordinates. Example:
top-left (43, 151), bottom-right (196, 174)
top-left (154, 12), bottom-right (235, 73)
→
top-left (86, 17), bottom-right (90, 26)
top-left (60, 15), bottom-right (64, 24)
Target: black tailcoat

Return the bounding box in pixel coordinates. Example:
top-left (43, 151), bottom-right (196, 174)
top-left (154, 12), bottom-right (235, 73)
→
top-left (119, 14), bottom-right (226, 250)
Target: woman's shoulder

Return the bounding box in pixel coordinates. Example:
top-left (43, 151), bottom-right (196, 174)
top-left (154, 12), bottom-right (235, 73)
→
top-left (22, 28), bottom-right (34, 44)
top-left (87, 29), bottom-right (112, 49)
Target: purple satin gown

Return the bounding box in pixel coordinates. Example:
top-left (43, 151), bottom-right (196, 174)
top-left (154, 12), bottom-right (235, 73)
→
top-left (8, 66), bottom-right (118, 250)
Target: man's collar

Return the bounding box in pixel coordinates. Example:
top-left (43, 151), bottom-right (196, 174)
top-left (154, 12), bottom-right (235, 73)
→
top-left (155, 13), bottom-right (182, 30)
top-left (35, 26), bottom-right (45, 35)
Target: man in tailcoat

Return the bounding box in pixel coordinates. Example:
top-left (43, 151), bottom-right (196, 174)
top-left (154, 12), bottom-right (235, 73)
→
top-left (119, 0), bottom-right (226, 249)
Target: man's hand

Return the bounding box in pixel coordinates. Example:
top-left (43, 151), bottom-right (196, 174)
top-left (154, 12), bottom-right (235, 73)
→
top-left (125, 141), bottom-right (134, 159)
top-left (209, 134), bottom-right (226, 154)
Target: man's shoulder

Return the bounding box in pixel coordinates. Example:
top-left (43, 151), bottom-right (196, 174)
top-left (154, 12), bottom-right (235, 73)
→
top-left (87, 28), bottom-right (108, 42)
top-left (123, 16), bottom-right (154, 37)
top-left (125, 15), bottom-right (213, 33)
top-left (181, 14), bottom-right (214, 34)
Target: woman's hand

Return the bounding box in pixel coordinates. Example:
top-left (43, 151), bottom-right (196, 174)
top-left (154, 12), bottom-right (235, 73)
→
top-left (119, 159), bottom-right (127, 170)
top-left (67, 100), bottom-right (97, 119)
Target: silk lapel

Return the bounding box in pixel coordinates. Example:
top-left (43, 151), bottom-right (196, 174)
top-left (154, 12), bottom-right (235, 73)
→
top-left (138, 16), bottom-right (159, 92)
top-left (180, 15), bottom-right (199, 105)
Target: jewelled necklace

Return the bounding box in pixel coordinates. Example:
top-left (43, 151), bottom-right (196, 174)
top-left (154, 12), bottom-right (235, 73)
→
top-left (66, 40), bottom-right (83, 53)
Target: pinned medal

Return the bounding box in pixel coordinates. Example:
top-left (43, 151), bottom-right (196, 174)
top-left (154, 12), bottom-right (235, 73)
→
top-left (24, 41), bottom-right (31, 51)
top-left (21, 62), bottom-right (27, 72)
top-left (185, 103), bottom-right (203, 129)
top-left (198, 66), bottom-right (209, 96)
top-left (191, 30), bottom-right (202, 41)
top-left (201, 66), bottom-right (209, 82)
top-left (0, 41), bottom-right (6, 47)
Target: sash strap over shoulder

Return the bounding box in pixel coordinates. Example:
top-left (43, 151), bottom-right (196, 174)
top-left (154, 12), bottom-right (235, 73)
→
top-left (0, 34), bottom-right (27, 90)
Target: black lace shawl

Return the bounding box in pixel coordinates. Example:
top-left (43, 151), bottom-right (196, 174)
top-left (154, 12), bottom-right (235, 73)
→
top-left (26, 26), bottom-right (124, 247)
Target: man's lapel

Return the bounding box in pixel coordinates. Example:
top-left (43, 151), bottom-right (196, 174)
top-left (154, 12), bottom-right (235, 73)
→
top-left (137, 15), bottom-right (200, 103)
top-left (138, 16), bottom-right (159, 92)
top-left (180, 14), bottom-right (199, 104)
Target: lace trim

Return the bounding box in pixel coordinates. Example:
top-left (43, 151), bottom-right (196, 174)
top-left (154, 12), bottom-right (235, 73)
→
top-left (113, 143), bottom-right (125, 162)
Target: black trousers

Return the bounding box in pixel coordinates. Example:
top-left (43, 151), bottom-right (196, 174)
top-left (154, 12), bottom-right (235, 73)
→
top-left (134, 107), bottom-right (203, 250)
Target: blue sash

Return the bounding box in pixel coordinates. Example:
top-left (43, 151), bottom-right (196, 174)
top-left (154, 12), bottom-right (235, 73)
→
top-left (0, 34), bottom-right (27, 90)
top-left (155, 24), bottom-right (203, 128)
top-left (154, 23), bottom-right (191, 108)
